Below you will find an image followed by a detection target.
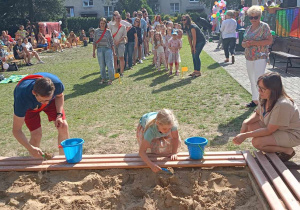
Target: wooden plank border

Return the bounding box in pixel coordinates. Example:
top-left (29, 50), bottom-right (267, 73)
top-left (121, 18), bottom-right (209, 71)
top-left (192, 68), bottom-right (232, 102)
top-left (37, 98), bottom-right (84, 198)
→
top-left (266, 152), bottom-right (300, 201)
top-left (254, 151), bottom-right (300, 209)
top-left (242, 151), bottom-right (285, 210)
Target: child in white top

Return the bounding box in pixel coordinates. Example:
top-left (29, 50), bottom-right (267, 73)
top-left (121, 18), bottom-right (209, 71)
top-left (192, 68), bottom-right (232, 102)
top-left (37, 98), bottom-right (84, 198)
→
top-left (168, 31), bottom-right (182, 76)
top-left (165, 27), bottom-right (172, 69)
top-left (153, 32), bottom-right (167, 71)
top-left (149, 29), bottom-right (156, 66)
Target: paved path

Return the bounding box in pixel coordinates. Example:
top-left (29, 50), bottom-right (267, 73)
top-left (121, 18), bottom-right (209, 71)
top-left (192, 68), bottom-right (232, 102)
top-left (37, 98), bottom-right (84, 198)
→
top-left (204, 42), bottom-right (300, 162)
top-left (204, 42), bottom-right (300, 107)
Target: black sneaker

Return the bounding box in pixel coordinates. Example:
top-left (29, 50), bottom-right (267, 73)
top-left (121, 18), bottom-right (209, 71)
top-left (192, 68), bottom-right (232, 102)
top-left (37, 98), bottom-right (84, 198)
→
top-left (26, 63), bottom-right (31, 66)
top-left (246, 101), bottom-right (257, 108)
top-left (120, 73), bottom-right (123, 77)
top-left (29, 63), bottom-right (33, 66)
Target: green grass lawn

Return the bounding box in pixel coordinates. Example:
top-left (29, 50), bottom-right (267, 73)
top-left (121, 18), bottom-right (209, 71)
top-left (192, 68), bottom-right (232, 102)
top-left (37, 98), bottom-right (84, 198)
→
top-left (0, 36), bottom-right (255, 157)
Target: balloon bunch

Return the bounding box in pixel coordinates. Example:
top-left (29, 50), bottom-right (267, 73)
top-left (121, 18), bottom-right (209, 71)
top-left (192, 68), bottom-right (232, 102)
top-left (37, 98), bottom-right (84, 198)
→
top-left (211, 0), bottom-right (227, 20)
top-left (210, 0), bottom-right (227, 31)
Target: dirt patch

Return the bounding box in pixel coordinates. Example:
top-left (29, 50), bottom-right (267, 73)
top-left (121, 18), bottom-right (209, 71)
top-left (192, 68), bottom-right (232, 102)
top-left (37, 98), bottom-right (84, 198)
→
top-left (0, 168), bottom-right (263, 209)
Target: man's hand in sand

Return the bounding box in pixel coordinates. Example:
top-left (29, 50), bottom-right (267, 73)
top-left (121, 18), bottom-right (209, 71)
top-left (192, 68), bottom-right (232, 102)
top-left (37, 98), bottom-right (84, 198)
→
top-left (29, 145), bottom-right (43, 158)
top-left (150, 163), bottom-right (161, 173)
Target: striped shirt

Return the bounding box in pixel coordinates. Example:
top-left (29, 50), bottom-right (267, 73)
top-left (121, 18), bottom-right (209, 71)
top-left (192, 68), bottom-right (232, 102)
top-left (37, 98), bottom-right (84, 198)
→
top-left (93, 28), bottom-right (114, 48)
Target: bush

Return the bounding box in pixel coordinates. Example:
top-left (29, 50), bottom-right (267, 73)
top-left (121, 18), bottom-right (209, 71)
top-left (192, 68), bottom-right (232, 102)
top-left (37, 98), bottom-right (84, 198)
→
top-left (67, 17), bottom-right (100, 36)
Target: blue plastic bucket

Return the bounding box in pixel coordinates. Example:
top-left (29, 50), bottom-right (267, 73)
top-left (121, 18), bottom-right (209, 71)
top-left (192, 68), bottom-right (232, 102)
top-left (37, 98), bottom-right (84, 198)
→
top-left (60, 138), bottom-right (84, 163)
top-left (185, 137), bottom-right (208, 160)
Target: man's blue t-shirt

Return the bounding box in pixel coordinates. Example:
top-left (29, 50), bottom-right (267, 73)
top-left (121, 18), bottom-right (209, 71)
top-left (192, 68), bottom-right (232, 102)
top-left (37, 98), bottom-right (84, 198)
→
top-left (14, 72), bottom-right (64, 117)
top-left (139, 112), bottom-right (177, 143)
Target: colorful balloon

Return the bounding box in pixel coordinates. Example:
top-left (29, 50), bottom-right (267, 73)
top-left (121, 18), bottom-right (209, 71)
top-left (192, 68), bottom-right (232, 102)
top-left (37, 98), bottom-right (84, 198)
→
top-left (212, 14), bottom-right (217, 18)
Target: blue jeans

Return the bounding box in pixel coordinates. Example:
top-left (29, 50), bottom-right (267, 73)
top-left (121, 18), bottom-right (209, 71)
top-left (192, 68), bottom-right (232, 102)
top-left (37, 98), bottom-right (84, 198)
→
top-left (97, 47), bottom-right (114, 80)
top-left (124, 42), bottom-right (135, 68)
top-left (192, 41), bottom-right (206, 72)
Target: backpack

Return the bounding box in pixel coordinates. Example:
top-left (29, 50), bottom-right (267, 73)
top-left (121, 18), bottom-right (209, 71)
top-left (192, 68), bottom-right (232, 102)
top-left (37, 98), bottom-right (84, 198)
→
top-left (7, 63), bottom-right (19, 71)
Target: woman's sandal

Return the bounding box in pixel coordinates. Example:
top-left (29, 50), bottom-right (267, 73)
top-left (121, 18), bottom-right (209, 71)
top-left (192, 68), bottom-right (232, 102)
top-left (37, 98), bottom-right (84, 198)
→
top-left (192, 72), bottom-right (201, 78)
top-left (277, 150), bottom-right (296, 162)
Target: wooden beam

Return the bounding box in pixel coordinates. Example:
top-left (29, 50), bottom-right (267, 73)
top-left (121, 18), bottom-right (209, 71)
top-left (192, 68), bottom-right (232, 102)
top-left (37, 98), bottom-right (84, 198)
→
top-left (266, 152), bottom-right (300, 201)
top-left (242, 151), bottom-right (285, 210)
top-left (0, 155), bottom-right (245, 166)
top-left (0, 160), bottom-right (246, 172)
top-left (0, 151), bottom-right (243, 161)
top-left (255, 151), bottom-right (300, 210)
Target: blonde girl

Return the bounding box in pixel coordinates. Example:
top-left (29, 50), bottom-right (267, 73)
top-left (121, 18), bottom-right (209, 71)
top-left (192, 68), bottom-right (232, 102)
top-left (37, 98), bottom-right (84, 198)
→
top-left (137, 109), bottom-right (181, 173)
top-left (149, 29), bottom-right (156, 65)
top-left (153, 32), bottom-right (167, 71)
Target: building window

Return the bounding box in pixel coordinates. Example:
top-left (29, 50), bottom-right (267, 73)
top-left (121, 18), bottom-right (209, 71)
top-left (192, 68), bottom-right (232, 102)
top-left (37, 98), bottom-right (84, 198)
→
top-left (83, 0), bottom-right (93, 7)
top-left (66, 7), bottom-right (75, 17)
top-left (189, 0), bottom-right (199, 2)
top-left (170, 3), bottom-right (180, 13)
top-left (104, 6), bottom-right (113, 17)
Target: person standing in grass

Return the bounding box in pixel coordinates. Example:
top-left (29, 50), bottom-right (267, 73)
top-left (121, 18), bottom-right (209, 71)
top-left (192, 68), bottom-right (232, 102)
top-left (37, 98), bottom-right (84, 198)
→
top-left (233, 72), bottom-right (300, 162)
top-left (182, 14), bottom-right (206, 78)
top-left (93, 18), bottom-right (115, 85)
top-left (137, 109), bottom-right (181, 173)
top-left (242, 5), bottom-right (272, 108)
top-left (13, 72), bottom-right (69, 158)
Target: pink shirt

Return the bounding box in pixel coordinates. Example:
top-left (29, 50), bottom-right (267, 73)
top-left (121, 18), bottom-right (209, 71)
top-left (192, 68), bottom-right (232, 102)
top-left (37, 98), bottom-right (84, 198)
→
top-left (168, 38), bottom-right (181, 53)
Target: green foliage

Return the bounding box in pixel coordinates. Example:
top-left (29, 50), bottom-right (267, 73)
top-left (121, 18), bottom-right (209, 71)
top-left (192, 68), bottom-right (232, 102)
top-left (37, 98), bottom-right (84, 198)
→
top-left (122, 10), bottom-right (126, 20)
top-left (115, 0), bottom-right (153, 16)
top-left (0, 0), bottom-right (65, 36)
top-left (67, 17), bottom-right (100, 36)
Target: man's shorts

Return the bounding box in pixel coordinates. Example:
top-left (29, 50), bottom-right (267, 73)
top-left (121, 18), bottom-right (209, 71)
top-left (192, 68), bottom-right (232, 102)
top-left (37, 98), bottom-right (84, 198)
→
top-left (15, 54), bottom-right (24, 60)
top-left (25, 98), bottom-right (66, 132)
top-left (115, 43), bottom-right (125, 58)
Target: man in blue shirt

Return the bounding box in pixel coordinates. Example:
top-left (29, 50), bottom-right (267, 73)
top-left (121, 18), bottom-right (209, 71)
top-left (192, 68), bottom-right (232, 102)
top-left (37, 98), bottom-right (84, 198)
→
top-left (13, 72), bottom-right (69, 158)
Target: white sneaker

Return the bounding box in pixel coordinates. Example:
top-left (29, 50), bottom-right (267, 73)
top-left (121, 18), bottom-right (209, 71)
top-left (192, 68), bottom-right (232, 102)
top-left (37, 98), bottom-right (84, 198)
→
top-left (138, 60), bottom-right (143, 64)
top-left (38, 60), bottom-right (45, 64)
top-left (142, 57), bottom-right (146, 60)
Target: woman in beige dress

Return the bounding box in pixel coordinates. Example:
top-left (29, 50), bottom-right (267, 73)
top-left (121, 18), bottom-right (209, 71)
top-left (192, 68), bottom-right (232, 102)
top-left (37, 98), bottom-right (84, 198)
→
top-left (233, 72), bottom-right (300, 162)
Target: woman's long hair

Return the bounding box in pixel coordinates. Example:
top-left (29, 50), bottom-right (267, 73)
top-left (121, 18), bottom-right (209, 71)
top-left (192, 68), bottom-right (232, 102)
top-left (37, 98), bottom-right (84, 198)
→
top-left (258, 72), bottom-right (294, 112)
top-left (155, 15), bottom-right (162, 24)
top-left (144, 109), bottom-right (178, 134)
top-left (99, 17), bottom-right (108, 29)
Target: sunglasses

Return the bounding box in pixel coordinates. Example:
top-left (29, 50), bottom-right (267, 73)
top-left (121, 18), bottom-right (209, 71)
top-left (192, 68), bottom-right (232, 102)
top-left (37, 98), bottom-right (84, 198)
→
top-left (249, 16), bottom-right (259, 20)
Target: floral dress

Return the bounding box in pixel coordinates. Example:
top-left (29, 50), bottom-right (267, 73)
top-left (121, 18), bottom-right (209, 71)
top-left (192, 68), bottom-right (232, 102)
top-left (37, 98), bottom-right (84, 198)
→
top-left (243, 21), bottom-right (271, 61)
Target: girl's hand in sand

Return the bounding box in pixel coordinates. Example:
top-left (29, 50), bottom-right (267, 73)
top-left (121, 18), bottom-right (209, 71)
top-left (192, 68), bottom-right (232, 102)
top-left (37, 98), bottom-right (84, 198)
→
top-left (150, 163), bottom-right (161, 173)
top-left (170, 154), bottom-right (178, 160)
top-left (232, 133), bottom-right (246, 145)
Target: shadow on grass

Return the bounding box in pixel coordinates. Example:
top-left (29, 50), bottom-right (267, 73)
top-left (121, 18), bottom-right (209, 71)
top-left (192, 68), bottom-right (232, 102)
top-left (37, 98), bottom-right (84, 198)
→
top-left (64, 77), bottom-right (106, 101)
top-left (210, 108), bottom-right (255, 146)
top-left (150, 73), bottom-right (170, 87)
top-left (81, 71), bottom-right (99, 79)
top-left (207, 62), bottom-right (220, 69)
top-left (152, 77), bottom-right (193, 94)
top-left (129, 64), bottom-right (155, 78)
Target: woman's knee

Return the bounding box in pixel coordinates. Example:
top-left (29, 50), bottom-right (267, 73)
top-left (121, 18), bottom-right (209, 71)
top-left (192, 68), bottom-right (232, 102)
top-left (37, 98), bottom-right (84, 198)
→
top-left (252, 137), bottom-right (262, 149)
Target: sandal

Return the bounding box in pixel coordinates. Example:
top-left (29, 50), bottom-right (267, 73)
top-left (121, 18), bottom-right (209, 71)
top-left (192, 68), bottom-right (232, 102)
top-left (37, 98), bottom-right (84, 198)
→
top-left (224, 59), bottom-right (229, 63)
top-left (192, 72), bottom-right (201, 78)
top-left (232, 55), bottom-right (235, 64)
top-left (246, 101), bottom-right (257, 108)
top-left (99, 80), bottom-right (105, 84)
top-left (168, 71), bottom-right (173, 76)
top-left (175, 71), bottom-right (179, 76)
top-left (107, 81), bottom-right (112, 85)
top-left (277, 150), bottom-right (295, 162)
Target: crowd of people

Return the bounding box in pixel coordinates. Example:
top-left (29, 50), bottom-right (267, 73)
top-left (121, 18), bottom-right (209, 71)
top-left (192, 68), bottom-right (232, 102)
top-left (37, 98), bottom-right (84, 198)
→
top-left (93, 9), bottom-right (207, 85)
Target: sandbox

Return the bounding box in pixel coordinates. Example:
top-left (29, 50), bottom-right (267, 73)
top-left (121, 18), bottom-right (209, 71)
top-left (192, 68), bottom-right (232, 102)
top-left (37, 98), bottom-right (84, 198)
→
top-left (0, 167), bottom-right (265, 209)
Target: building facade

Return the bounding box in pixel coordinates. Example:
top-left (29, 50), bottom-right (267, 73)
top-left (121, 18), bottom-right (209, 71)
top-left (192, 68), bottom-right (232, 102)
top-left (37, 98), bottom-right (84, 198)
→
top-left (64, 0), bottom-right (210, 18)
top-left (64, 0), bottom-right (117, 18)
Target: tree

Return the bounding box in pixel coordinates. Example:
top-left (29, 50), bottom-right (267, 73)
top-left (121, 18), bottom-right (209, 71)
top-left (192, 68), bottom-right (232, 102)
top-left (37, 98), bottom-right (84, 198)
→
top-left (0, 0), bottom-right (65, 35)
top-left (115, 0), bottom-right (153, 16)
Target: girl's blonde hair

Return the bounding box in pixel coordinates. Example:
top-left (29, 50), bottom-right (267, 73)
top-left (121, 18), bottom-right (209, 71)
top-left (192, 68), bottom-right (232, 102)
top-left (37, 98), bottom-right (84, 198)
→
top-left (144, 109), bottom-right (178, 134)
top-left (153, 32), bottom-right (163, 47)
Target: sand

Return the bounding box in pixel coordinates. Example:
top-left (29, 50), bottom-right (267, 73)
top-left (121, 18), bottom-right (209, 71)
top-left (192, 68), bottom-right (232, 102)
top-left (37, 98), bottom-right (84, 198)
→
top-left (0, 168), bottom-right (263, 209)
